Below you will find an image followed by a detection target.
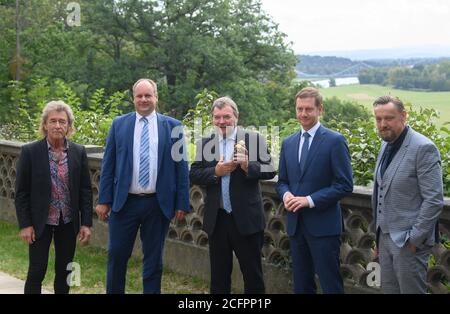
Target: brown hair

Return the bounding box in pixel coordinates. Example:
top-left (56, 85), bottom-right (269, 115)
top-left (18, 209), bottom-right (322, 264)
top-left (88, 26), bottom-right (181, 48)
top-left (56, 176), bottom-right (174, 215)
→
top-left (295, 87), bottom-right (323, 107)
top-left (372, 95), bottom-right (404, 112)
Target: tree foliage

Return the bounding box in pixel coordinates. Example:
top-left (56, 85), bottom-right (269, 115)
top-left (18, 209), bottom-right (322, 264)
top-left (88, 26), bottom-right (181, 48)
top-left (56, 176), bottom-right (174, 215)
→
top-left (359, 60), bottom-right (450, 91)
top-left (0, 0), bottom-right (296, 127)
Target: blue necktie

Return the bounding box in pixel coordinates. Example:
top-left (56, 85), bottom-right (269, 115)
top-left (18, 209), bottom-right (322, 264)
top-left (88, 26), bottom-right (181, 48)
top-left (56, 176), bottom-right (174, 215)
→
top-left (221, 139), bottom-right (232, 213)
top-left (299, 132), bottom-right (311, 174)
top-left (138, 117), bottom-right (150, 188)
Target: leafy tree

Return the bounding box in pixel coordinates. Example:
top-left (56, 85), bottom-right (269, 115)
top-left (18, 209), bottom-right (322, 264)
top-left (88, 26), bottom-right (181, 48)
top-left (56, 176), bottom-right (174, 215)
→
top-left (80, 0), bottom-right (297, 122)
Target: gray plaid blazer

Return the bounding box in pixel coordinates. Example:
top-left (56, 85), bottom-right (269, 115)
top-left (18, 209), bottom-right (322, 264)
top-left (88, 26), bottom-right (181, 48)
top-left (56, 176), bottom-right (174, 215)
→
top-left (371, 127), bottom-right (444, 248)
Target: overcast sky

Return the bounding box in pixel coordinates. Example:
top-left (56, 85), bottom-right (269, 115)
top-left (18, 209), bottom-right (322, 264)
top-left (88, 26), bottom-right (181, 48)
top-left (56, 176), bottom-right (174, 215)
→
top-left (260, 0), bottom-right (450, 54)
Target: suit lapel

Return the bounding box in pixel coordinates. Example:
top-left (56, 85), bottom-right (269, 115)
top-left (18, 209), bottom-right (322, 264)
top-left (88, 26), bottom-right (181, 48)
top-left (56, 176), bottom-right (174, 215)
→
top-left (287, 131), bottom-right (301, 180)
top-left (299, 125), bottom-right (325, 182)
top-left (39, 139), bottom-right (52, 188)
top-left (125, 113), bottom-right (136, 171)
top-left (373, 143), bottom-right (386, 183)
top-left (156, 113), bottom-right (167, 173)
top-left (212, 133), bottom-right (221, 164)
top-left (382, 130), bottom-right (412, 193)
top-left (67, 140), bottom-right (75, 192)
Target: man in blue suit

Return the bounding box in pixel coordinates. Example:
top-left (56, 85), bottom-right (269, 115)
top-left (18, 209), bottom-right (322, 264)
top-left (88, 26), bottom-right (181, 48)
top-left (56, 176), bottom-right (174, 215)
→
top-left (95, 78), bottom-right (190, 294)
top-left (276, 87), bottom-right (353, 294)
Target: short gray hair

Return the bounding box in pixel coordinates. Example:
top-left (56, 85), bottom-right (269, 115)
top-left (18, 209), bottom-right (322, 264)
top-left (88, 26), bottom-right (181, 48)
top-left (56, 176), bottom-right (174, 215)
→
top-left (211, 96), bottom-right (239, 118)
top-left (132, 78), bottom-right (158, 96)
top-left (39, 100), bottom-right (75, 137)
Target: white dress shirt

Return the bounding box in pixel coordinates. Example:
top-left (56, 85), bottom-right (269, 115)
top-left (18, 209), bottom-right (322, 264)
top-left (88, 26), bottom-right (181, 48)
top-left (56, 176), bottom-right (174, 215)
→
top-left (283, 122), bottom-right (321, 208)
top-left (129, 111), bottom-right (158, 194)
top-left (218, 127), bottom-right (237, 162)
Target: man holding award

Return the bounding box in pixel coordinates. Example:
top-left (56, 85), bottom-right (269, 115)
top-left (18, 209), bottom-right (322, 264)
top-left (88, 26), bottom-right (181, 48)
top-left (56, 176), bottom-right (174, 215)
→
top-left (190, 96), bottom-right (276, 294)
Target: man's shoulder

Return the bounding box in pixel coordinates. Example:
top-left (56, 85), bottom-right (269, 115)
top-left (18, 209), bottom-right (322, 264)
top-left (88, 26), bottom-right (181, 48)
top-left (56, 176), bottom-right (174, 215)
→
top-left (21, 139), bottom-right (45, 151)
top-left (197, 133), bottom-right (215, 145)
top-left (409, 128), bottom-right (435, 146)
top-left (67, 140), bottom-right (85, 152)
top-left (157, 113), bottom-right (181, 126)
top-left (237, 127), bottom-right (265, 140)
top-left (282, 131), bottom-right (300, 144)
top-left (113, 112), bottom-right (134, 122)
top-left (320, 125), bottom-right (344, 139)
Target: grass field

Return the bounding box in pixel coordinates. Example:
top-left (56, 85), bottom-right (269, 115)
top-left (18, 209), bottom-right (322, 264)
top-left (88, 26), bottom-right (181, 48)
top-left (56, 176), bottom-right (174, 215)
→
top-left (0, 220), bottom-right (209, 294)
top-left (320, 84), bottom-right (450, 126)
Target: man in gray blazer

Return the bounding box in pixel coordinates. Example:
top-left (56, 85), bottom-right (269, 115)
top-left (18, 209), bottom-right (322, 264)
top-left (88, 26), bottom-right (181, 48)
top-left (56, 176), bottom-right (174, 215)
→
top-left (372, 95), bottom-right (443, 294)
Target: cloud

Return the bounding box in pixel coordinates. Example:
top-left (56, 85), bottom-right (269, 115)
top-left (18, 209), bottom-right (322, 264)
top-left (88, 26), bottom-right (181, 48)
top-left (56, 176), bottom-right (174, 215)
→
top-left (260, 0), bottom-right (450, 53)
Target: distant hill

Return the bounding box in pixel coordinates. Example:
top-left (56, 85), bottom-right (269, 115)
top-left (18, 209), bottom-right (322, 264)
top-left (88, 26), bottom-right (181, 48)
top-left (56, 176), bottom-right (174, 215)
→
top-left (296, 55), bottom-right (358, 77)
top-left (304, 45), bottom-right (450, 61)
top-left (296, 54), bottom-right (450, 78)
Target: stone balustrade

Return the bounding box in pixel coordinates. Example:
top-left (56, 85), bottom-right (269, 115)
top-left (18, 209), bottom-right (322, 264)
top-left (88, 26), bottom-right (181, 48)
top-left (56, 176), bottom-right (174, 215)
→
top-left (1, 139), bottom-right (449, 294)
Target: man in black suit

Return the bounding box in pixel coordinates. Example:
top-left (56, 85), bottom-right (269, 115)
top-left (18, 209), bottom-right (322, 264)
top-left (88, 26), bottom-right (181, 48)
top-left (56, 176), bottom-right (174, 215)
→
top-left (15, 101), bottom-right (92, 294)
top-left (190, 96), bottom-right (275, 294)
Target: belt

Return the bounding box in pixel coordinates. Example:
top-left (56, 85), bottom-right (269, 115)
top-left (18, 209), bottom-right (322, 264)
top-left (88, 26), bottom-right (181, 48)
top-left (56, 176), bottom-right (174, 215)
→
top-left (128, 193), bottom-right (156, 198)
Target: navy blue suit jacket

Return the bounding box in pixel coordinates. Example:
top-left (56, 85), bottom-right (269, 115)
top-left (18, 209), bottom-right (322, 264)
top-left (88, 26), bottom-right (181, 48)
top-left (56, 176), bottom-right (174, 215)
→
top-left (98, 112), bottom-right (190, 219)
top-left (276, 125), bottom-right (353, 237)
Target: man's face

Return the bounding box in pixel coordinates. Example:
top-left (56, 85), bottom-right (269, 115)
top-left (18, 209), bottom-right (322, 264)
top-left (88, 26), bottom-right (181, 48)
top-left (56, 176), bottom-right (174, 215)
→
top-left (44, 111), bottom-right (69, 142)
top-left (212, 105), bottom-right (238, 137)
top-left (133, 81), bottom-right (158, 116)
top-left (295, 97), bottom-right (323, 131)
top-left (374, 102), bottom-right (407, 142)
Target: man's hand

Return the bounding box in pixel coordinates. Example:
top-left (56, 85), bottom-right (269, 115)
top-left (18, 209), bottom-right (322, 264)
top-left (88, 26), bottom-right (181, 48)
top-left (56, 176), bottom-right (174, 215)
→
top-left (174, 210), bottom-right (186, 221)
top-left (19, 226), bottom-right (35, 244)
top-left (95, 204), bottom-right (111, 221)
top-left (283, 192), bottom-right (295, 212)
top-left (234, 148), bottom-right (249, 173)
top-left (285, 196), bottom-right (310, 212)
top-left (215, 156), bottom-right (238, 177)
top-left (406, 241), bottom-right (417, 253)
top-left (78, 225), bottom-right (91, 245)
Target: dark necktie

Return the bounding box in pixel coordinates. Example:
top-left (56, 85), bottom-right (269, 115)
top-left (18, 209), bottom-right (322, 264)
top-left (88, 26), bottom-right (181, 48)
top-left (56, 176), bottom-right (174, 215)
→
top-left (379, 144), bottom-right (393, 178)
top-left (299, 132), bottom-right (311, 173)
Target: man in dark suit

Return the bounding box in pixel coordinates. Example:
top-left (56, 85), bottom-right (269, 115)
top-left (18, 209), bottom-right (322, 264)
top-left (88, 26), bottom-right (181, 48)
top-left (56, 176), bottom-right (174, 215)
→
top-left (95, 78), bottom-right (190, 294)
top-left (276, 87), bottom-right (353, 294)
top-left (190, 96), bottom-right (275, 294)
top-left (15, 100), bottom-right (92, 294)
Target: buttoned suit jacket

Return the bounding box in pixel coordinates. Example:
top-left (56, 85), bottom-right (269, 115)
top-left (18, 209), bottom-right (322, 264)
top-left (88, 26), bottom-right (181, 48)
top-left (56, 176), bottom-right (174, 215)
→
top-left (98, 112), bottom-right (190, 219)
top-left (276, 125), bottom-right (353, 237)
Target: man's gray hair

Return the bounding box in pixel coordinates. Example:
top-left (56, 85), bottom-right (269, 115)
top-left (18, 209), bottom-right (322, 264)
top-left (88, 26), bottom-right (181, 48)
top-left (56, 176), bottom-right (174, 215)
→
top-left (211, 96), bottom-right (239, 118)
top-left (39, 100), bottom-right (75, 137)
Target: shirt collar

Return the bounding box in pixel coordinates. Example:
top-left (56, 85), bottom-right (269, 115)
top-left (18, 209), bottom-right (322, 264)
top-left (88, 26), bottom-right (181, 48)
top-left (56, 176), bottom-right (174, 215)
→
top-left (218, 126), bottom-right (237, 142)
top-left (46, 138), bottom-right (69, 151)
top-left (301, 122), bottom-right (321, 138)
top-left (136, 111), bottom-right (157, 122)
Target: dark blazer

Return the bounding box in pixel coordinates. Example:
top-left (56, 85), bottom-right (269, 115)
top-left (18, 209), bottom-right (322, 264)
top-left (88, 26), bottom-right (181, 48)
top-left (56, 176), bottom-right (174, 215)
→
top-left (15, 139), bottom-right (93, 239)
top-left (97, 112), bottom-right (190, 219)
top-left (276, 125), bottom-right (353, 237)
top-left (190, 128), bottom-right (276, 236)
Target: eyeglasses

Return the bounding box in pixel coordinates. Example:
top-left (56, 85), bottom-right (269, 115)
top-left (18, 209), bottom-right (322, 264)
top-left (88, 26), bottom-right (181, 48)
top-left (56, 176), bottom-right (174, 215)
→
top-left (48, 119), bottom-right (68, 126)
